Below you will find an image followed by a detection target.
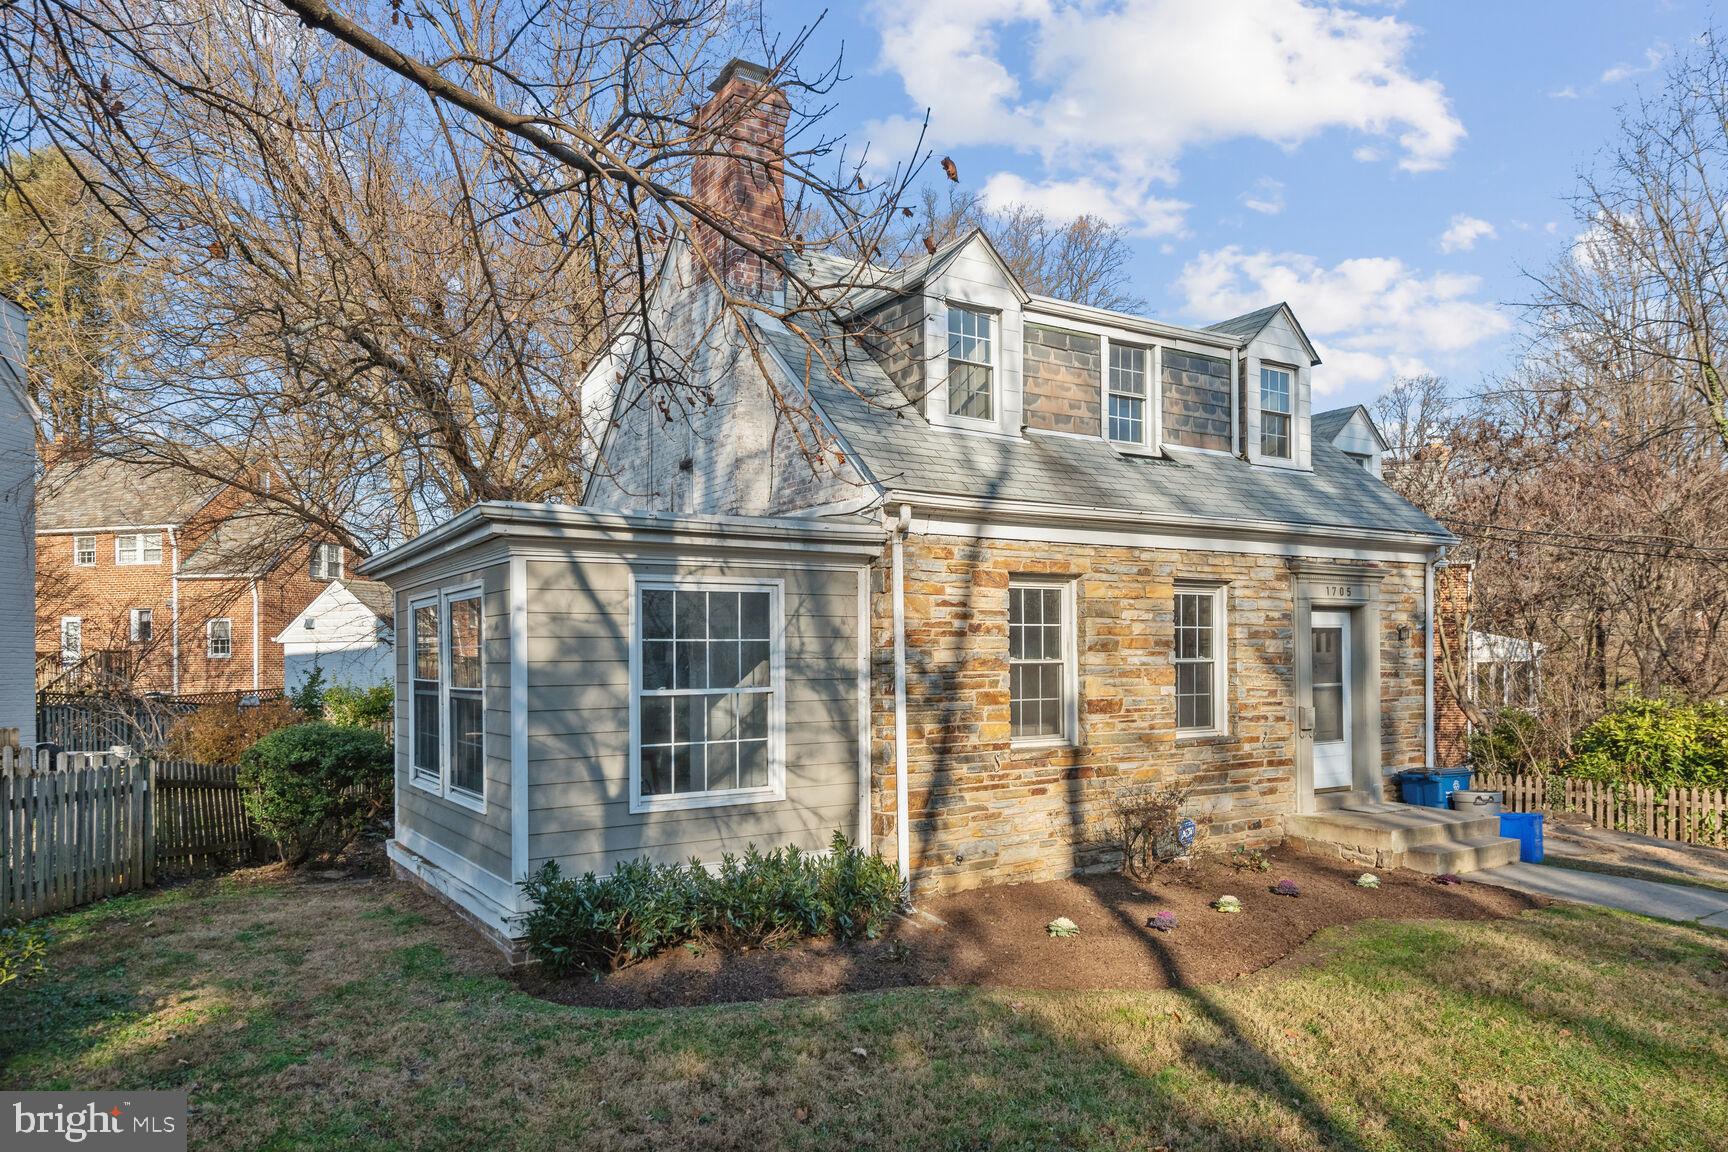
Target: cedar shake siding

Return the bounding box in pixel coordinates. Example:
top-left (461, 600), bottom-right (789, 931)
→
top-left (848, 292), bottom-right (926, 410)
top-left (1022, 324), bottom-right (1102, 437)
top-left (1162, 350), bottom-right (1233, 452)
top-left (870, 535), bottom-right (1431, 894)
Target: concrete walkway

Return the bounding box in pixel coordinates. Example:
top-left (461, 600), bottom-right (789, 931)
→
top-left (1472, 863), bottom-right (1728, 929)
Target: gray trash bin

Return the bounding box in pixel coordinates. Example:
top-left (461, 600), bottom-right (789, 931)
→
top-left (1449, 789), bottom-right (1504, 816)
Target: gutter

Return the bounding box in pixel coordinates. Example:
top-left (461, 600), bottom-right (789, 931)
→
top-left (250, 578), bottom-right (261, 692)
top-left (1426, 547), bottom-right (1449, 769)
top-left (169, 528), bottom-right (181, 695)
top-left (887, 503), bottom-right (911, 894)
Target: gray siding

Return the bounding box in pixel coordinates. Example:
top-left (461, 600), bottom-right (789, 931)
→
top-left (1023, 324), bottom-right (1102, 437)
top-left (393, 561), bottom-right (513, 881)
top-left (0, 302), bottom-right (33, 746)
top-left (523, 555), bottom-right (862, 876)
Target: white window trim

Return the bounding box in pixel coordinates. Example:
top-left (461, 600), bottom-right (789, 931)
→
top-left (115, 532), bottom-right (163, 566)
top-left (407, 592), bottom-right (443, 798)
top-left (311, 542), bottom-right (344, 580)
top-left (627, 574), bottom-right (787, 815)
top-left (1258, 362), bottom-right (1296, 462)
top-left (1008, 577), bottom-right (1081, 749)
top-left (1174, 583), bottom-right (1230, 739)
top-left (60, 616), bottom-right (82, 664)
top-left (1100, 336), bottom-right (1162, 456)
top-left (129, 608), bottom-right (153, 643)
top-left (406, 584), bottom-right (488, 812)
top-left (206, 617), bottom-right (233, 659)
top-left (72, 535), bottom-right (96, 566)
top-left (442, 586), bottom-right (487, 811)
top-left (941, 300), bottom-right (1001, 433)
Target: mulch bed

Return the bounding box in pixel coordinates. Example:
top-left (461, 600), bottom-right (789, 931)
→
top-left (515, 846), bottom-right (1546, 1010)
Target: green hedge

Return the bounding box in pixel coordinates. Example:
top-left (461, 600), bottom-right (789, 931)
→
top-left (1566, 696), bottom-right (1728, 791)
top-left (238, 722), bottom-right (392, 866)
top-left (518, 833), bottom-right (902, 976)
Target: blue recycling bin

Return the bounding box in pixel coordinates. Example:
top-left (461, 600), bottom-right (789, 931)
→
top-left (1395, 769), bottom-right (1473, 808)
top-left (1499, 812), bottom-right (1545, 863)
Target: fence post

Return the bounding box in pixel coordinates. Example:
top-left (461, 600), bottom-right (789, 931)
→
top-left (143, 759), bottom-right (157, 888)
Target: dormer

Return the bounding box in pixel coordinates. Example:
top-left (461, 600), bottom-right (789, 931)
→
top-left (1314, 405), bottom-right (1389, 478)
top-left (916, 232), bottom-right (1030, 438)
top-left (1206, 303), bottom-right (1321, 471)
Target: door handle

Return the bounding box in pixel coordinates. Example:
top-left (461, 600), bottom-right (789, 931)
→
top-left (1298, 706), bottom-right (1315, 733)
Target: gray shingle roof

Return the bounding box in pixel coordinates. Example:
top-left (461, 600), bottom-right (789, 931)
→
top-left (755, 321), bottom-right (1450, 542)
top-left (340, 578), bottom-right (394, 626)
top-left (37, 457), bottom-right (227, 531)
top-left (1312, 406), bottom-right (1359, 444)
top-left (179, 505), bottom-right (307, 575)
top-left (1204, 303), bottom-right (1286, 341)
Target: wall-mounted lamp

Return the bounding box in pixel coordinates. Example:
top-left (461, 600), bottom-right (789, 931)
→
top-left (1396, 624), bottom-right (1411, 642)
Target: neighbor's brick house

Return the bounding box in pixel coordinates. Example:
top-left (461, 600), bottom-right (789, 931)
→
top-left (35, 456), bottom-right (349, 696)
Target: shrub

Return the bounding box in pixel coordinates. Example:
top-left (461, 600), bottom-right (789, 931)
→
top-left (518, 832), bottom-right (902, 976)
top-left (322, 682), bottom-right (394, 730)
top-left (1229, 845), bottom-right (1273, 873)
top-left (1467, 708), bottom-right (1549, 775)
top-left (163, 698), bottom-right (303, 763)
top-left (290, 665), bottom-right (328, 718)
top-left (1113, 781), bottom-right (1195, 878)
top-left (0, 922), bottom-right (47, 989)
top-left (237, 722), bottom-right (392, 866)
top-left (1566, 696), bottom-right (1728, 791)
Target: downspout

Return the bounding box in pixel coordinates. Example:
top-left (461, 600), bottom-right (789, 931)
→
top-left (250, 578), bottom-right (261, 692)
top-left (888, 503), bottom-right (911, 892)
top-left (1426, 547), bottom-right (1447, 768)
top-left (169, 528), bottom-right (181, 695)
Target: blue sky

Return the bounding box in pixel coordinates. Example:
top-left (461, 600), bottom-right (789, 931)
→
top-left (760, 0), bottom-right (1710, 410)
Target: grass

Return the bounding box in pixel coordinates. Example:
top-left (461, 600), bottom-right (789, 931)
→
top-left (3, 867), bottom-right (1727, 1152)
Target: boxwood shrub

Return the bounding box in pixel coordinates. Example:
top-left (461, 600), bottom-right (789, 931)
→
top-left (518, 832), bottom-right (902, 976)
top-left (238, 722), bottom-right (392, 866)
top-left (1566, 696), bottom-right (1728, 791)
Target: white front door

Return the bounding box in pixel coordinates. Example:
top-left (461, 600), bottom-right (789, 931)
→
top-left (1311, 611), bottom-right (1353, 790)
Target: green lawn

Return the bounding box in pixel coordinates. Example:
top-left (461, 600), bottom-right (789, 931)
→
top-left (3, 867), bottom-right (1726, 1152)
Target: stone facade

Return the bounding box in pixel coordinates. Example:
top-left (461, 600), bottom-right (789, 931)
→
top-left (869, 532), bottom-right (1431, 894)
top-left (1023, 324), bottom-right (1102, 436)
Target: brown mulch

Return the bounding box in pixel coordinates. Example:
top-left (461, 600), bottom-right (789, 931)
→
top-left (515, 847), bottom-right (1547, 1011)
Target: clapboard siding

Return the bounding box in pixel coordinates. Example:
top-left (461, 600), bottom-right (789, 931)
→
top-left (524, 555), bottom-right (862, 875)
top-left (392, 560), bottom-right (513, 882)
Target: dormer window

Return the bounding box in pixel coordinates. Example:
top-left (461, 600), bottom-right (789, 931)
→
top-left (946, 305), bottom-right (994, 421)
top-left (1107, 344), bottom-right (1149, 446)
top-left (1259, 366), bottom-right (1293, 460)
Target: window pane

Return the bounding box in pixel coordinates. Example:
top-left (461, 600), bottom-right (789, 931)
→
top-left (1176, 662), bottom-right (1213, 730)
top-left (948, 361), bottom-right (993, 420)
top-left (674, 640), bottom-right (708, 689)
top-left (1108, 394), bottom-right (1144, 443)
top-left (708, 638), bottom-right (741, 688)
top-left (642, 589), bottom-right (675, 639)
top-left (414, 605), bottom-right (439, 681)
top-left (740, 592), bottom-right (771, 639)
top-left (737, 692), bottom-right (769, 741)
top-left (673, 744), bottom-right (702, 794)
top-left (641, 747), bottom-right (672, 796)
top-left (1314, 684), bottom-right (1344, 743)
top-left (710, 592), bottom-right (740, 639)
top-left (641, 640), bottom-right (673, 690)
top-left (450, 693), bottom-right (484, 795)
top-left (1260, 367), bottom-right (1292, 413)
top-left (413, 689), bottom-right (440, 774)
top-left (705, 742), bottom-right (738, 791)
top-left (739, 740), bottom-right (769, 789)
top-left (449, 598), bottom-right (481, 690)
top-left (740, 640), bottom-right (771, 688)
top-left (675, 590), bottom-right (706, 640)
top-left (1262, 411), bottom-right (1291, 459)
top-left (707, 693), bottom-right (738, 742)
top-left (641, 696), bottom-right (672, 746)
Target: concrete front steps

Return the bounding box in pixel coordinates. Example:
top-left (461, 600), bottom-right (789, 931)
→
top-left (1285, 801), bottom-right (1522, 875)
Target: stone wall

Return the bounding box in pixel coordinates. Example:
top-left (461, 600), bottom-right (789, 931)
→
top-left (869, 533), bottom-right (1430, 894)
top-left (1023, 324), bottom-right (1102, 436)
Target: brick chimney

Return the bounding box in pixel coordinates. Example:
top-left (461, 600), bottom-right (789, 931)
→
top-left (690, 59), bottom-right (790, 297)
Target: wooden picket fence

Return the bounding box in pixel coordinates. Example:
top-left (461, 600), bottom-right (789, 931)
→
top-left (1, 748), bottom-right (267, 921)
top-left (1475, 771), bottom-right (1728, 848)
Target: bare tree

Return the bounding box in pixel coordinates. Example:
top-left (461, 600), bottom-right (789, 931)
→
top-left (1374, 373), bottom-right (1458, 516)
top-left (0, 0), bottom-right (922, 549)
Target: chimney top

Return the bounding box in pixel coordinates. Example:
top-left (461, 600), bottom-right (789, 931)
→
top-left (710, 59), bottom-right (772, 94)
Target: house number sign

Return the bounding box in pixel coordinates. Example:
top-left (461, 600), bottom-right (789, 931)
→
top-left (1321, 584), bottom-right (1358, 599)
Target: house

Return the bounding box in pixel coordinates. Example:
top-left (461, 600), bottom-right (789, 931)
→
top-left (274, 578), bottom-right (395, 692)
top-left (368, 60), bottom-right (1521, 954)
top-left (35, 458), bottom-right (350, 696)
top-left (0, 299), bottom-right (40, 745)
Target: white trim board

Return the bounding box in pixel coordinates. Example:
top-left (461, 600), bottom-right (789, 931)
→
top-left (389, 834), bottom-right (524, 940)
top-left (911, 513), bottom-right (1441, 564)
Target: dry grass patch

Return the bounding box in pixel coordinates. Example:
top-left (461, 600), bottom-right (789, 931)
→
top-left (3, 861), bottom-right (1726, 1151)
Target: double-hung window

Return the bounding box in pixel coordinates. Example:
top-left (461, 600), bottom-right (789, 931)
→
top-left (946, 305), bottom-right (994, 422)
top-left (1009, 581), bottom-right (1076, 743)
top-left (206, 618), bottom-right (232, 658)
top-left (409, 587), bottom-right (486, 806)
top-left (130, 608), bottom-right (153, 643)
top-left (634, 581), bottom-right (781, 812)
top-left (1107, 344), bottom-right (1150, 446)
top-left (59, 617), bottom-right (82, 665)
top-left (115, 532), bottom-right (163, 565)
top-left (1174, 586), bottom-right (1227, 735)
top-left (1260, 366), bottom-right (1293, 460)
top-left (73, 536), bottom-right (96, 566)
top-left (309, 543), bottom-right (344, 580)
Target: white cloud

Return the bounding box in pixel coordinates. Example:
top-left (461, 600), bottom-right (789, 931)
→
top-left (1351, 145), bottom-right (1384, 163)
top-left (1549, 85), bottom-right (1581, 99)
top-left (1438, 214), bottom-right (1495, 253)
top-left (869, 0), bottom-right (1465, 230)
top-left (1241, 177), bottom-right (1285, 215)
top-left (1175, 245), bottom-right (1510, 393)
top-left (1601, 43), bottom-right (1666, 84)
top-left (978, 172), bottom-right (1190, 236)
